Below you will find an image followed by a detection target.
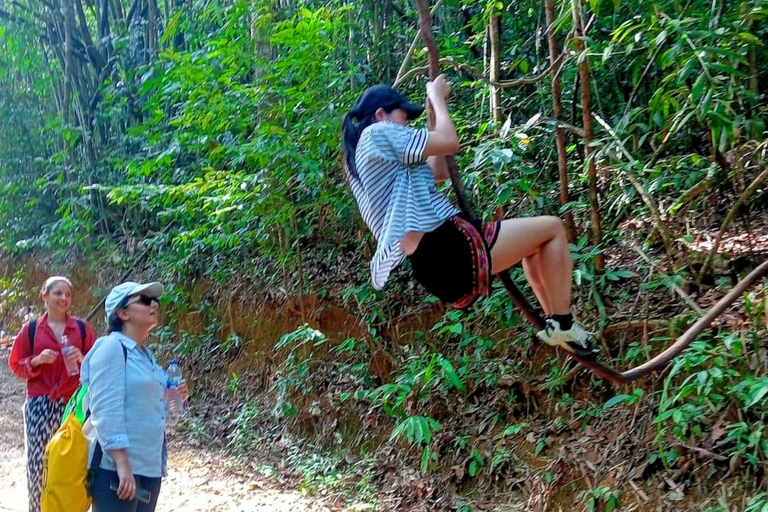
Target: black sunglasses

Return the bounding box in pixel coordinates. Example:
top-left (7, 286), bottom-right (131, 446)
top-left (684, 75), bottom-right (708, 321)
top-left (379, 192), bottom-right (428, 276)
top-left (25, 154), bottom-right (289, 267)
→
top-left (126, 295), bottom-right (160, 307)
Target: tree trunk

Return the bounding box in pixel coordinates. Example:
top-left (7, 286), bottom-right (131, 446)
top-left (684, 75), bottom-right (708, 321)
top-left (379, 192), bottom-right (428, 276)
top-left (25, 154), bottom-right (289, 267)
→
top-left (63, 0), bottom-right (74, 128)
top-left (99, 0), bottom-right (113, 59)
top-left (545, 0), bottom-right (576, 243)
top-left (348, 0), bottom-right (355, 91)
top-left (112, 0), bottom-right (124, 24)
top-left (741, 2), bottom-right (759, 139)
top-left (148, 0), bottom-right (156, 56)
top-left (488, 3), bottom-right (501, 124)
top-left (62, 0), bottom-right (78, 200)
top-left (173, 0), bottom-right (184, 50)
top-left (572, 0), bottom-right (603, 271)
top-left (372, 0), bottom-right (382, 43)
top-left (74, 0), bottom-right (103, 69)
top-left (384, 0), bottom-right (392, 80)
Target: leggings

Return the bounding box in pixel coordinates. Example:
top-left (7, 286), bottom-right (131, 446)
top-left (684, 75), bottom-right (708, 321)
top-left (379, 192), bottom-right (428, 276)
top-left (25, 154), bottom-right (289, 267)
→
top-left (23, 396), bottom-right (66, 512)
top-left (90, 468), bottom-right (162, 512)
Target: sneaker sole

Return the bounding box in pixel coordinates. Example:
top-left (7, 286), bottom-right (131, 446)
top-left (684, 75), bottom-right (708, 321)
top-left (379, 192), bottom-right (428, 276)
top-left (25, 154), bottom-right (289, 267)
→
top-left (538, 335), bottom-right (600, 359)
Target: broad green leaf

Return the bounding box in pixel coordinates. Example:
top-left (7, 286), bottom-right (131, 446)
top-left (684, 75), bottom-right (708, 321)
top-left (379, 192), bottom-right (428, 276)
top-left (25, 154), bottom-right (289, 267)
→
top-left (604, 394), bottom-right (631, 410)
top-left (161, 11), bottom-right (182, 46)
top-left (691, 73), bottom-right (707, 103)
top-left (438, 357), bottom-right (466, 392)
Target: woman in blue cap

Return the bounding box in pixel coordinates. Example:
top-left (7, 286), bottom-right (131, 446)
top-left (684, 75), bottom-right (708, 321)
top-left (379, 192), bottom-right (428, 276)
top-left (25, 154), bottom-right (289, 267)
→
top-left (80, 281), bottom-right (188, 511)
top-left (341, 76), bottom-right (599, 357)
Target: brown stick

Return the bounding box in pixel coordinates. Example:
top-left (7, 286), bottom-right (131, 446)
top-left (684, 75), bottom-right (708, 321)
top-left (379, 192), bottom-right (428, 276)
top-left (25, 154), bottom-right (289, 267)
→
top-left (699, 166), bottom-right (768, 280)
top-left (89, 57), bottom-right (117, 110)
top-left (75, 0), bottom-right (106, 69)
top-left (394, 56), bottom-right (555, 89)
top-left (488, 3), bottom-right (501, 124)
top-left (413, 0), bottom-right (544, 332)
top-left (393, 0), bottom-right (444, 85)
top-left (413, 0), bottom-right (472, 218)
top-left (617, 259), bottom-right (768, 382)
top-left (126, 0), bottom-right (140, 25)
top-left (571, 0), bottom-right (603, 272)
top-left (593, 113), bottom-right (675, 258)
top-left (545, 0), bottom-right (576, 243)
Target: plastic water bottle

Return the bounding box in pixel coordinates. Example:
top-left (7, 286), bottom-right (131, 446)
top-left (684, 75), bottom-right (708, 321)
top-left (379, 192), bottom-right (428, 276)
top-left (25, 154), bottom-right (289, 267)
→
top-left (165, 360), bottom-right (184, 431)
top-left (60, 335), bottom-right (79, 376)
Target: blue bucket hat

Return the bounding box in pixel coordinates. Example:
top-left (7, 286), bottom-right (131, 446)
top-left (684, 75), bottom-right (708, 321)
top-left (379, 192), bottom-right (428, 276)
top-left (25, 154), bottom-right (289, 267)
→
top-left (350, 85), bottom-right (424, 121)
top-left (105, 281), bottom-right (164, 322)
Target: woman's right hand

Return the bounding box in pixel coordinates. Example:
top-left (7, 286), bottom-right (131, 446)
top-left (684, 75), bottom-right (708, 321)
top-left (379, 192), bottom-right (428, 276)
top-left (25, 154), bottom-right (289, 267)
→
top-left (115, 457), bottom-right (136, 501)
top-left (426, 74), bottom-right (451, 102)
top-left (32, 349), bottom-right (58, 367)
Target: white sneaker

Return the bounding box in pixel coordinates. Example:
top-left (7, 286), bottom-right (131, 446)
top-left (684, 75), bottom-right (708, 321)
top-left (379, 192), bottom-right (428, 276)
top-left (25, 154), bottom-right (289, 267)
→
top-left (536, 319), bottom-right (600, 357)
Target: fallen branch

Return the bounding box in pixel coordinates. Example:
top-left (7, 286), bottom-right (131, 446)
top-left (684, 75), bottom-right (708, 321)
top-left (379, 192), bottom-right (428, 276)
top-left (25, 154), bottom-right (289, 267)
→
top-left (675, 443), bottom-right (728, 462)
top-left (633, 245), bottom-right (705, 316)
top-left (593, 113), bottom-right (675, 259)
top-left (602, 320), bottom-right (666, 337)
top-left (667, 167), bottom-right (717, 216)
top-left (699, 165), bottom-right (768, 281)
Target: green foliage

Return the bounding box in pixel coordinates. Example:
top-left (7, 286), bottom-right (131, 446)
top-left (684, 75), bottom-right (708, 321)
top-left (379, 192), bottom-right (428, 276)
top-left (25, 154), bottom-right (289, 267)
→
top-left (272, 325), bottom-right (327, 417)
top-left (603, 388), bottom-right (645, 410)
top-left (227, 401), bottom-right (262, 455)
top-left (390, 415), bottom-right (440, 446)
top-left (579, 487), bottom-right (621, 512)
top-left (746, 493), bottom-right (768, 512)
top-left (655, 304), bottom-right (768, 467)
top-left (290, 450), bottom-right (378, 505)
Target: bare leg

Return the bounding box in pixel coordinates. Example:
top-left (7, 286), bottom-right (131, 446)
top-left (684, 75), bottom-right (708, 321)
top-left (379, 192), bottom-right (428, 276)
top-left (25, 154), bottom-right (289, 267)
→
top-left (523, 252), bottom-right (552, 315)
top-left (490, 216), bottom-right (572, 314)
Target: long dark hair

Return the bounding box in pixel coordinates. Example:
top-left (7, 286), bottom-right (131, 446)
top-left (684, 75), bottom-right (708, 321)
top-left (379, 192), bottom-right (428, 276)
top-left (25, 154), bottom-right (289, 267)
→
top-left (341, 106), bottom-right (396, 181)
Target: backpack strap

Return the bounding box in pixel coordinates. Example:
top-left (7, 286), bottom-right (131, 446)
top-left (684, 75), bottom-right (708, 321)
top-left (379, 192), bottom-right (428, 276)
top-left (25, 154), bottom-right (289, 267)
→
top-left (76, 319), bottom-right (86, 346)
top-left (88, 343), bottom-right (129, 481)
top-left (28, 319), bottom-right (37, 355)
top-left (29, 318), bottom-right (85, 353)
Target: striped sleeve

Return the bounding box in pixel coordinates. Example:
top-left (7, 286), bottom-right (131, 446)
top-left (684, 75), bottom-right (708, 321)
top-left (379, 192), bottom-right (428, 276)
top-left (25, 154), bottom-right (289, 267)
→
top-left (372, 123), bottom-right (428, 166)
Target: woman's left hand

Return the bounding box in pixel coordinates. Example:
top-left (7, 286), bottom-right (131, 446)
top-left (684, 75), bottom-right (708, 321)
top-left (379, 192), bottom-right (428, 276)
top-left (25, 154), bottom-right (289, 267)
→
top-left (65, 346), bottom-right (84, 366)
top-left (177, 380), bottom-right (190, 404)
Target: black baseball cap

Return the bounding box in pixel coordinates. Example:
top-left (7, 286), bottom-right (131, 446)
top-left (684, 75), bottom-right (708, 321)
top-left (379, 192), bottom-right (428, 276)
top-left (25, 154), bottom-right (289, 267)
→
top-left (351, 85), bottom-right (424, 120)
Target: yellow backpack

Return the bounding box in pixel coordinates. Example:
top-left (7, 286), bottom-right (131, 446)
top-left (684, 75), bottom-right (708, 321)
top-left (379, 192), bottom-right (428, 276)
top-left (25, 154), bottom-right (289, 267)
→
top-left (41, 343), bottom-right (126, 512)
top-left (40, 413), bottom-right (90, 512)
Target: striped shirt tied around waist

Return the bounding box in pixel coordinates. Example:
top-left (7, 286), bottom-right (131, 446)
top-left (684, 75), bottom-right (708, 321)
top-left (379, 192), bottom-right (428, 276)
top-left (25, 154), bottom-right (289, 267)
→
top-left (347, 121), bottom-right (459, 289)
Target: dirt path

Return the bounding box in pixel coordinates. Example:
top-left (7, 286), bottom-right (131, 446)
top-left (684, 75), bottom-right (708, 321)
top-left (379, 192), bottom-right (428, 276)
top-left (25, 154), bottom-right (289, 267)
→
top-left (0, 350), bottom-right (324, 512)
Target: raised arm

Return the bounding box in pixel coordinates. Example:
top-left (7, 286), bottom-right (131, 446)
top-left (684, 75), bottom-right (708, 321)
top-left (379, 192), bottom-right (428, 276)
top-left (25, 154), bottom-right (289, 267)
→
top-left (423, 75), bottom-right (459, 157)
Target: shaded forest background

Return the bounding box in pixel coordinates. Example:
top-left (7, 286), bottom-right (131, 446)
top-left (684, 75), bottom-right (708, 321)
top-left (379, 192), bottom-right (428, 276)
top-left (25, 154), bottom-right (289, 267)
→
top-left (1, 0), bottom-right (767, 510)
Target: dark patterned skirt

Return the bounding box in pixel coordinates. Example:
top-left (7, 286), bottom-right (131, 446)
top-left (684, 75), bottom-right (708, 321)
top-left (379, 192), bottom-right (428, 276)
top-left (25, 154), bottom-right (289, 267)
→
top-left (23, 395), bottom-right (67, 512)
top-left (408, 214), bottom-right (501, 309)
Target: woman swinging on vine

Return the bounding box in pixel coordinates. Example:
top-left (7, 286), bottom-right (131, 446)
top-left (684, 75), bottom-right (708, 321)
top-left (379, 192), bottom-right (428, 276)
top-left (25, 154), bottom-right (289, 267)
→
top-left (341, 76), bottom-right (600, 357)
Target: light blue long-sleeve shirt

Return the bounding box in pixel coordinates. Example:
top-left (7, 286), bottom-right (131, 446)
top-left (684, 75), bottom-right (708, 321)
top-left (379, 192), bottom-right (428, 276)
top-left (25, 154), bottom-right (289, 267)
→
top-left (80, 331), bottom-right (168, 478)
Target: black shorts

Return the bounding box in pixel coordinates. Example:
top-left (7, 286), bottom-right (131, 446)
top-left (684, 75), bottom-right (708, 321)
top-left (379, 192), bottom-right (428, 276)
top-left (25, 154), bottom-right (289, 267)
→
top-left (408, 215), bottom-right (501, 309)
